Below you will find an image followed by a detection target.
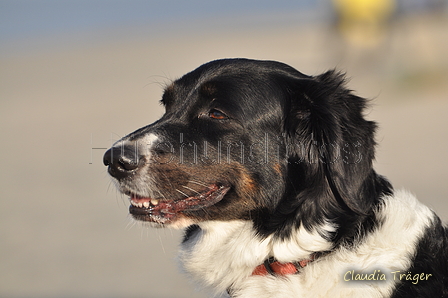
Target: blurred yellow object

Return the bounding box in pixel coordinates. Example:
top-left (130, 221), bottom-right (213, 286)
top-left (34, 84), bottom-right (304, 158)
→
top-left (333, 0), bottom-right (396, 47)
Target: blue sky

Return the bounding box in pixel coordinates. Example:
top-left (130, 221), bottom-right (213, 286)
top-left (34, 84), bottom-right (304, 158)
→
top-left (1, 0), bottom-right (442, 53)
top-left (0, 0), bottom-right (322, 43)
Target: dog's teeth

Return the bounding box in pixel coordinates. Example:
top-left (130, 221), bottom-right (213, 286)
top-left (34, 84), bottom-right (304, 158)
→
top-left (130, 197), bottom-right (157, 208)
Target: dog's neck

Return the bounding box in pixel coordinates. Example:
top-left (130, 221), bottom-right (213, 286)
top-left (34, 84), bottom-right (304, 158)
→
top-left (179, 220), bottom-right (332, 293)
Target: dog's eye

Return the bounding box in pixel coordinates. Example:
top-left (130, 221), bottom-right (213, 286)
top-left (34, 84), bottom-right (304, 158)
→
top-left (209, 109), bottom-right (228, 120)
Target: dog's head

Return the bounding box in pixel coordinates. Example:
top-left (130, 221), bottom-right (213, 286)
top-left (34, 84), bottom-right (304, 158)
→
top-left (104, 59), bottom-right (391, 239)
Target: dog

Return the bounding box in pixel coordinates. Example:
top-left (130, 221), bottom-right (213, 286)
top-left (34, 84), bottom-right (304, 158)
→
top-left (103, 59), bottom-right (447, 297)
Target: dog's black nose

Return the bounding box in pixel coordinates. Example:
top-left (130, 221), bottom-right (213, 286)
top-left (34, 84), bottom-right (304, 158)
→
top-left (103, 145), bottom-right (141, 179)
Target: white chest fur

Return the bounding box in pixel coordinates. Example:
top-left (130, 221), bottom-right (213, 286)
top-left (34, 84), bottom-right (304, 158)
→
top-left (179, 190), bottom-right (434, 298)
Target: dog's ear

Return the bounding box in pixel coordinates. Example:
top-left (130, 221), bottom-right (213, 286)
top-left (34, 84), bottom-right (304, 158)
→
top-left (284, 71), bottom-right (378, 217)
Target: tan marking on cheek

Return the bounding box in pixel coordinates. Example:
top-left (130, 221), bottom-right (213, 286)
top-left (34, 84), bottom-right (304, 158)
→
top-left (240, 171), bottom-right (257, 194)
top-left (273, 163), bottom-right (282, 175)
top-left (220, 163), bottom-right (258, 204)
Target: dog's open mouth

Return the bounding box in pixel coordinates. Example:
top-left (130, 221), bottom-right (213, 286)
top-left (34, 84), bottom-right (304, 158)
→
top-left (129, 183), bottom-right (231, 224)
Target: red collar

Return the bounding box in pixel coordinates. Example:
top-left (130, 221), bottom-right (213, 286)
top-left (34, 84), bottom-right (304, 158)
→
top-left (252, 256), bottom-right (315, 276)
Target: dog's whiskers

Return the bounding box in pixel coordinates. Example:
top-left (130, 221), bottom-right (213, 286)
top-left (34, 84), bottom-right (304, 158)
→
top-left (125, 217), bottom-right (138, 231)
top-left (156, 189), bottom-right (168, 201)
top-left (176, 189), bottom-right (190, 198)
top-left (182, 185), bottom-right (202, 196)
top-left (188, 180), bottom-right (209, 188)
